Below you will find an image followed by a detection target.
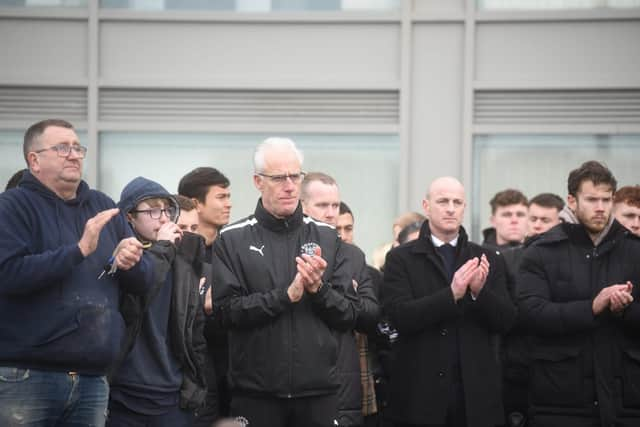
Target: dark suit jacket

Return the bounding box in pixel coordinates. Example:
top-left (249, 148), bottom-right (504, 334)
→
top-left (381, 221), bottom-right (516, 427)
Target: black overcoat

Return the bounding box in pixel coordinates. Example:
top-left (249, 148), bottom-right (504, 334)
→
top-left (381, 222), bottom-right (516, 427)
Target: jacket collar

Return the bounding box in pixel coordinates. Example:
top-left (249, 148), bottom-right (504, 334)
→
top-left (254, 198), bottom-right (304, 233)
top-left (20, 170), bottom-right (89, 205)
top-left (411, 220), bottom-right (469, 255)
top-left (534, 219), bottom-right (628, 253)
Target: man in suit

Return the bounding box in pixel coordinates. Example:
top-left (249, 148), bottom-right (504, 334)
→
top-left (381, 176), bottom-right (516, 427)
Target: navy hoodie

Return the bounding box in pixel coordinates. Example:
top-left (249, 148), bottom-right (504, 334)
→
top-left (111, 177), bottom-right (183, 413)
top-left (0, 171), bottom-right (153, 375)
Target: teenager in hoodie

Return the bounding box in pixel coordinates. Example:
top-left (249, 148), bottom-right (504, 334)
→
top-left (107, 177), bottom-right (207, 427)
top-left (0, 119), bottom-right (151, 427)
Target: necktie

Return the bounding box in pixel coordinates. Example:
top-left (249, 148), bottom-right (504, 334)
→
top-left (437, 243), bottom-right (456, 281)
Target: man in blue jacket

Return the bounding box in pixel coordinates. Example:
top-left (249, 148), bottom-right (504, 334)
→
top-left (0, 119), bottom-right (151, 427)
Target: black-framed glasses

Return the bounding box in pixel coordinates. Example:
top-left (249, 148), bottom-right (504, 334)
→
top-left (257, 172), bottom-right (306, 184)
top-left (131, 206), bottom-right (177, 220)
top-left (34, 143), bottom-right (88, 159)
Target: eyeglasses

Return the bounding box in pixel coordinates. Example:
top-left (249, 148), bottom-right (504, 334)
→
top-left (257, 172), bottom-right (306, 185)
top-left (131, 206), bottom-right (177, 220)
top-left (34, 143), bottom-right (88, 159)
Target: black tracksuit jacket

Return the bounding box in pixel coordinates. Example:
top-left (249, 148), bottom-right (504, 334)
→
top-left (212, 200), bottom-right (359, 398)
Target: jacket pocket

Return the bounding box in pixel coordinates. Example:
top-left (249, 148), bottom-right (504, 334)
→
top-left (621, 348), bottom-right (640, 409)
top-left (530, 346), bottom-right (583, 408)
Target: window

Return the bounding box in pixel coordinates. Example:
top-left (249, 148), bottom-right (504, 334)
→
top-left (99, 0), bottom-right (399, 11)
top-left (478, 0), bottom-right (640, 10)
top-left (99, 132), bottom-right (398, 259)
top-left (0, 130), bottom-right (89, 192)
top-left (472, 134), bottom-right (640, 241)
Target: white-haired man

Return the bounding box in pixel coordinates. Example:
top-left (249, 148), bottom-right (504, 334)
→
top-left (212, 138), bottom-right (359, 427)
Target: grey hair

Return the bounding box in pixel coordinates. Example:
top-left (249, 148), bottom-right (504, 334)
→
top-left (253, 137), bottom-right (304, 173)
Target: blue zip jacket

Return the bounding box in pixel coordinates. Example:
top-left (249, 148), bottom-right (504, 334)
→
top-left (0, 171), bottom-right (153, 375)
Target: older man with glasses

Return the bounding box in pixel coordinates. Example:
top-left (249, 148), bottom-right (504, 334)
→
top-left (0, 119), bottom-right (153, 426)
top-left (211, 137), bottom-right (359, 427)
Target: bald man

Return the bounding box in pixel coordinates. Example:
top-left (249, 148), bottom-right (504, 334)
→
top-left (381, 177), bottom-right (516, 427)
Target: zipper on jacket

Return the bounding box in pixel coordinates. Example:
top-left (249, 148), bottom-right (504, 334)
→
top-left (287, 224), bottom-right (294, 398)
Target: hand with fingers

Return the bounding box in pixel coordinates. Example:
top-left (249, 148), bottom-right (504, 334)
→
top-left (157, 222), bottom-right (183, 244)
top-left (469, 254), bottom-right (490, 297)
top-left (114, 237), bottom-right (144, 271)
top-left (296, 246), bottom-right (327, 294)
top-left (203, 279), bottom-right (214, 315)
top-left (287, 273), bottom-right (305, 303)
top-left (609, 281), bottom-right (634, 313)
top-left (451, 258), bottom-right (480, 301)
top-left (593, 282), bottom-right (634, 315)
top-left (78, 208), bottom-right (121, 257)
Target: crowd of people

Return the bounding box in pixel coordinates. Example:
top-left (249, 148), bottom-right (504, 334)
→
top-left (1, 118), bottom-right (640, 427)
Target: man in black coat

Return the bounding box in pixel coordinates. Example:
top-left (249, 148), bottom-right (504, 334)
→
top-left (381, 176), bottom-right (516, 427)
top-left (518, 161), bottom-right (640, 427)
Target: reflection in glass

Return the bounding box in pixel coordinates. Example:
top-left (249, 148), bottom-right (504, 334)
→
top-left (99, 132), bottom-right (398, 260)
top-left (479, 0), bottom-right (640, 10)
top-left (99, 0), bottom-right (399, 11)
top-left (472, 134), bottom-right (640, 241)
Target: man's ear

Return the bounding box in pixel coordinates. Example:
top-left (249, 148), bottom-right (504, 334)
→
top-left (253, 174), bottom-right (262, 192)
top-left (27, 152), bottom-right (40, 174)
top-left (422, 198), bottom-right (430, 218)
top-left (567, 194), bottom-right (577, 212)
top-left (191, 198), bottom-right (202, 214)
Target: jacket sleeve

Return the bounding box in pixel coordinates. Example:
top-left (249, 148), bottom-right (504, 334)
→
top-left (354, 258), bottom-right (381, 333)
top-left (465, 250), bottom-right (517, 334)
top-left (0, 198), bottom-right (84, 295)
top-left (518, 245), bottom-right (596, 335)
top-left (212, 236), bottom-right (292, 330)
top-left (381, 248), bottom-right (461, 336)
top-left (307, 240), bottom-right (359, 332)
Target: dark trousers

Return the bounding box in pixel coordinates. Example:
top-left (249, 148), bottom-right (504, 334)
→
top-left (393, 379), bottom-right (467, 427)
top-left (230, 393), bottom-right (338, 427)
top-left (106, 399), bottom-right (193, 427)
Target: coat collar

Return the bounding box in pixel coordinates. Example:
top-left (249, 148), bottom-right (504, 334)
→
top-left (411, 220), bottom-right (469, 255)
top-left (254, 198), bottom-right (304, 233)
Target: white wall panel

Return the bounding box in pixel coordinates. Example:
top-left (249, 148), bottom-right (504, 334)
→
top-left (0, 19), bottom-right (87, 84)
top-left (414, 0), bottom-right (465, 15)
top-left (100, 22), bottom-right (400, 87)
top-left (409, 23), bottom-right (464, 209)
top-left (476, 21), bottom-right (640, 86)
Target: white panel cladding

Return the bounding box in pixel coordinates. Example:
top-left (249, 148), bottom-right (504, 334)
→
top-left (475, 21), bottom-right (640, 86)
top-left (99, 22), bottom-right (400, 87)
top-left (475, 90), bottom-right (640, 124)
top-left (99, 88), bottom-right (399, 125)
top-left (0, 19), bottom-right (87, 85)
top-left (409, 23), bottom-right (464, 209)
top-left (0, 87), bottom-right (88, 123)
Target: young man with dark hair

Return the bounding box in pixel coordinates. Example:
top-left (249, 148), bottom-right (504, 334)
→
top-left (108, 177), bottom-right (207, 427)
top-left (614, 185), bottom-right (640, 236)
top-left (174, 194), bottom-right (199, 234)
top-left (483, 189), bottom-right (528, 250)
top-left (0, 119), bottom-right (151, 426)
top-left (519, 161), bottom-right (640, 427)
top-left (527, 193), bottom-right (564, 237)
top-left (179, 167), bottom-right (232, 424)
top-left (178, 167), bottom-right (231, 247)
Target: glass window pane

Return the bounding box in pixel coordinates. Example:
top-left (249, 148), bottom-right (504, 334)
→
top-left (472, 134), bottom-right (640, 242)
top-left (99, 132), bottom-right (398, 260)
top-left (99, 0), bottom-right (399, 11)
top-left (478, 0), bottom-right (640, 10)
top-left (0, 130), bottom-right (89, 192)
top-left (0, 0), bottom-right (87, 6)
